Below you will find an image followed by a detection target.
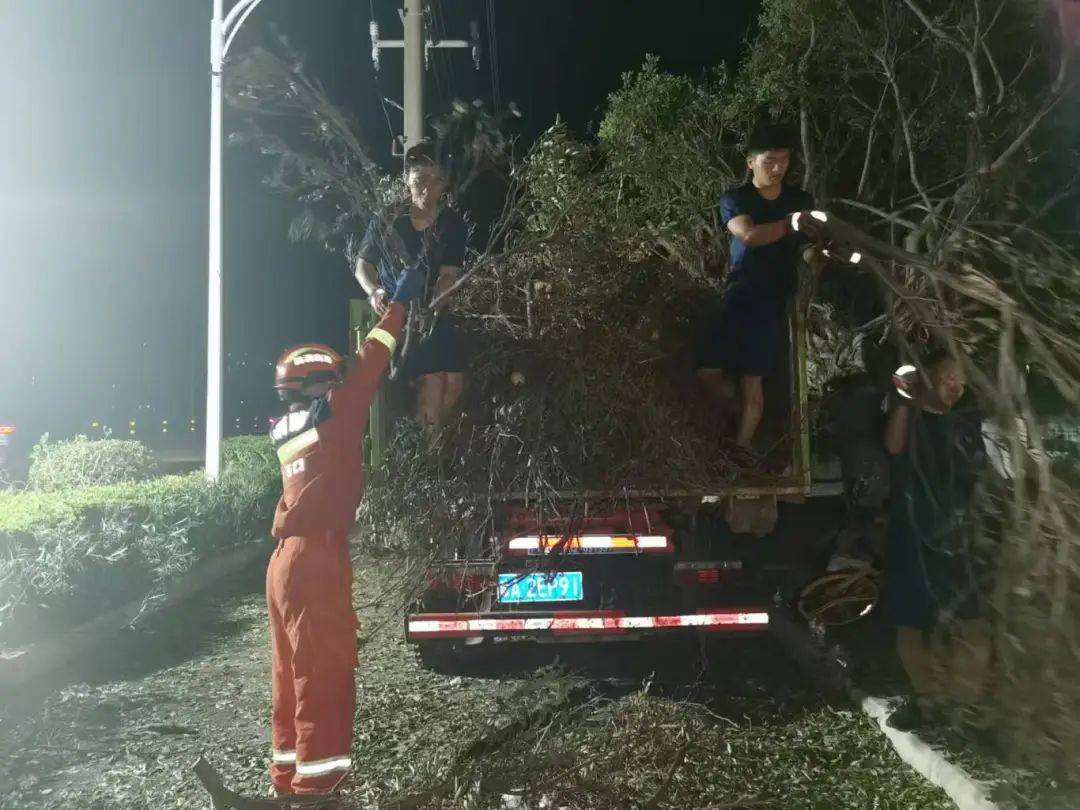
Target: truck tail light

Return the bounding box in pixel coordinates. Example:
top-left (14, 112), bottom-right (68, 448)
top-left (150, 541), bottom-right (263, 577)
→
top-left (506, 535), bottom-right (671, 555)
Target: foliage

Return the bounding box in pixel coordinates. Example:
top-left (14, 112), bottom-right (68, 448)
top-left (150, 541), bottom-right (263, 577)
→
top-left (233, 1), bottom-right (1080, 780)
top-left (0, 437), bottom-right (278, 646)
top-left (27, 437), bottom-right (159, 492)
top-left (596, 56), bottom-right (735, 275)
top-left (355, 421), bottom-right (487, 557)
top-left (740, 0), bottom-right (1080, 781)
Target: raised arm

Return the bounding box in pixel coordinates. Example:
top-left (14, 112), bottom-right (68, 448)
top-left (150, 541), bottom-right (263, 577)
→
top-left (331, 269), bottom-right (425, 422)
top-left (884, 402), bottom-right (911, 456)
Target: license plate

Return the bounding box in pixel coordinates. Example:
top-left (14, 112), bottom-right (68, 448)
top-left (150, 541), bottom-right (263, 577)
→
top-left (498, 571), bottom-right (583, 603)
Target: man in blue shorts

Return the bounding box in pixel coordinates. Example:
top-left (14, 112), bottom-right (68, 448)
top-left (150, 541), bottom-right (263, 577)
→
top-left (697, 124), bottom-right (823, 451)
top-left (355, 142), bottom-right (469, 432)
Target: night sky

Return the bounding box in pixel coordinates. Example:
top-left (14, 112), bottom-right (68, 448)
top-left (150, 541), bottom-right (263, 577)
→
top-left (0, 0), bottom-right (758, 455)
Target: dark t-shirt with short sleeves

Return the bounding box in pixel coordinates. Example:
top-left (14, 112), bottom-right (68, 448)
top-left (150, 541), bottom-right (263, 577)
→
top-left (882, 404), bottom-right (986, 628)
top-left (719, 182), bottom-right (813, 303)
top-left (358, 205), bottom-right (468, 303)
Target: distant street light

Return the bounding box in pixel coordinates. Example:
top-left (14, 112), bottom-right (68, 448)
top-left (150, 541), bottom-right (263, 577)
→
top-left (206, 0), bottom-right (268, 480)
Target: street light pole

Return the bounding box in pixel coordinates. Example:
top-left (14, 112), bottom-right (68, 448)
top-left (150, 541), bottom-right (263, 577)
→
top-left (207, 0), bottom-right (224, 480)
top-left (206, 0), bottom-right (265, 480)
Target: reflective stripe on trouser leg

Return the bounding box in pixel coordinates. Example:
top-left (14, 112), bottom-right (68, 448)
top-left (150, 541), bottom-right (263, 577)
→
top-left (278, 535), bottom-right (358, 794)
top-left (291, 655), bottom-right (355, 793)
top-left (295, 755), bottom-right (353, 777)
top-left (268, 546), bottom-right (298, 794)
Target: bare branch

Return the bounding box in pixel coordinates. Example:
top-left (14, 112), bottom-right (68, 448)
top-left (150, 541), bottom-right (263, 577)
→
top-left (1020, 186), bottom-right (1080, 229)
top-left (834, 198), bottom-right (919, 230)
top-left (798, 18), bottom-right (817, 194)
top-left (1007, 44), bottom-right (1037, 92)
top-left (980, 90), bottom-right (1067, 176)
top-left (856, 86), bottom-right (889, 200)
top-left (877, 50), bottom-right (936, 221)
top-left (903, 0), bottom-right (962, 49)
top-left (985, 0), bottom-right (1008, 37)
top-left (904, 0), bottom-right (988, 122)
top-left (980, 36), bottom-right (1005, 107)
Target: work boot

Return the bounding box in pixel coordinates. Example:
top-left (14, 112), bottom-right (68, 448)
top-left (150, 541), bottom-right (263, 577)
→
top-left (947, 704), bottom-right (996, 751)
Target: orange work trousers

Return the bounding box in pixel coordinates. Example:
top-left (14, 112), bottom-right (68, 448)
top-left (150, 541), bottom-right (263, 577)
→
top-left (266, 532), bottom-right (358, 795)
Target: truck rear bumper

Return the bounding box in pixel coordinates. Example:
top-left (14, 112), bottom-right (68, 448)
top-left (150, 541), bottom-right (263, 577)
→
top-left (405, 607), bottom-right (769, 642)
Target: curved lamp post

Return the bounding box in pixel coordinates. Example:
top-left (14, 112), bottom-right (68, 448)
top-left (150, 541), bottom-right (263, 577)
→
top-left (206, 0), bottom-right (267, 479)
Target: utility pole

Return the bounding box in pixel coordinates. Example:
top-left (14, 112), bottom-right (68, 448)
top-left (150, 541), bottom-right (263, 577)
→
top-left (369, 1), bottom-right (481, 159)
top-left (403, 0), bottom-right (425, 153)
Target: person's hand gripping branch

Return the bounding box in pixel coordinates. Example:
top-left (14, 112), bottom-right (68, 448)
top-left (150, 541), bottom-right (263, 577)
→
top-left (891, 363), bottom-right (958, 414)
top-left (790, 209), bottom-right (829, 243)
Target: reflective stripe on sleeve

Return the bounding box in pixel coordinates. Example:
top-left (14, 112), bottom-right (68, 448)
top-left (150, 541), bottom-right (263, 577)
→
top-left (366, 327), bottom-right (397, 354)
top-left (295, 755), bottom-right (352, 777)
top-left (276, 427), bottom-right (319, 464)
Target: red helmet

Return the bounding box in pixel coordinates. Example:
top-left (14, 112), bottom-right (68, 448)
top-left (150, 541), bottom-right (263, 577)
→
top-left (274, 344), bottom-right (344, 395)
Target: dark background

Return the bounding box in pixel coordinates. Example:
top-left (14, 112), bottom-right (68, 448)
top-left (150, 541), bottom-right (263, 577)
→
top-left (0, 0), bottom-right (758, 462)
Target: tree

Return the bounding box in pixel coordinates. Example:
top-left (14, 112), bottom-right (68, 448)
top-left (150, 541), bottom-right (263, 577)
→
top-left (741, 0), bottom-right (1080, 775)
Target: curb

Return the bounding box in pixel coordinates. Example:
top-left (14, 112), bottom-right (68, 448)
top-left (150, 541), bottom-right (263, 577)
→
top-left (861, 696), bottom-right (996, 810)
top-left (0, 540), bottom-right (273, 694)
top-left (769, 609), bottom-right (997, 810)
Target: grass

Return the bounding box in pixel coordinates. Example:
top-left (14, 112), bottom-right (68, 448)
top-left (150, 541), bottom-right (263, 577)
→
top-left (0, 557), bottom-right (958, 810)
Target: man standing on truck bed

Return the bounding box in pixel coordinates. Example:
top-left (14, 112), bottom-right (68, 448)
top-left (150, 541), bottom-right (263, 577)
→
top-left (697, 123), bottom-right (823, 457)
top-left (265, 268), bottom-right (422, 799)
top-left (355, 141), bottom-right (469, 433)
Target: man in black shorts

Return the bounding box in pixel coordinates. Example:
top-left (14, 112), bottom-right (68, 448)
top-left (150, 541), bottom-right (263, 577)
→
top-left (697, 124), bottom-right (822, 451)
top-left (355, 143), bottom-right (469, 432)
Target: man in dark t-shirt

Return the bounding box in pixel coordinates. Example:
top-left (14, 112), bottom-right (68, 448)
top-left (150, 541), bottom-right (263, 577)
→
top-left (355, 143), bottom-right (469, 431)
top-left (881, 354), bottom-right (990, 731)
top-left (697, 124), bottom-right (822, 450)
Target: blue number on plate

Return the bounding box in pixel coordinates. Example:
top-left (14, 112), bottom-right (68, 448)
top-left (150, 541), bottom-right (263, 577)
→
top-left (498, 572), bottom-right (583, 603)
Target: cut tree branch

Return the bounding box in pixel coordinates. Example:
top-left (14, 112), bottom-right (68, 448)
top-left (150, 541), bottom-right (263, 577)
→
top-left (856, 86), bottom-right (889, 200)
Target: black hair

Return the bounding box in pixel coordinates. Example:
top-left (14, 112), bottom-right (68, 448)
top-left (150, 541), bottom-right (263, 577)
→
top-left (922, 347), bottom-right (955, 370)
top-left (405, 141), bottom-right (445, 174)
top-left (746, 122), bottom-right (796, 156)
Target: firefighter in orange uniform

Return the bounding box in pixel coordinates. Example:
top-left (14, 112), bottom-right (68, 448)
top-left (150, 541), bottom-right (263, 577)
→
top-left (265, 268), bottom-right (422, 798)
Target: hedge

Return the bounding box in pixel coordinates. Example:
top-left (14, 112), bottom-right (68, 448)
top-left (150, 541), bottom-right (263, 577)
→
top-left (27, 437), bottom-right (159, 491)
top-left (0, 436), bottom-right (279, 647)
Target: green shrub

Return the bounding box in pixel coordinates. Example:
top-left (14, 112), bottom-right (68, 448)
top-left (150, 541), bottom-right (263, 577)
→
top-left (0, 436), bottom-right (279, 646)
top-left (28, 437), bottom-right (159, 491)
top-left (222, 434), bottom-right (279, 483)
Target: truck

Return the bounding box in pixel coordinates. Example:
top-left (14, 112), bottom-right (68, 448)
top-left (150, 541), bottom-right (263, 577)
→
top-left (349, 264), bottom-right (852, 668)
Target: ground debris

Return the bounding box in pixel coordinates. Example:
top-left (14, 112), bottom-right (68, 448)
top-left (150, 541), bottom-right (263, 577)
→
top-left (0, 560), bottom-right (962, 810)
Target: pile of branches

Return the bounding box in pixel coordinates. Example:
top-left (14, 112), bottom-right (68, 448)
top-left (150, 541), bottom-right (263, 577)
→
top-left (227, 43), bottom-right (761, 561)
top-left (233, 0), bottom-right (1080, 778)
top-left (747, 0), bottom-right (1080, 779)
